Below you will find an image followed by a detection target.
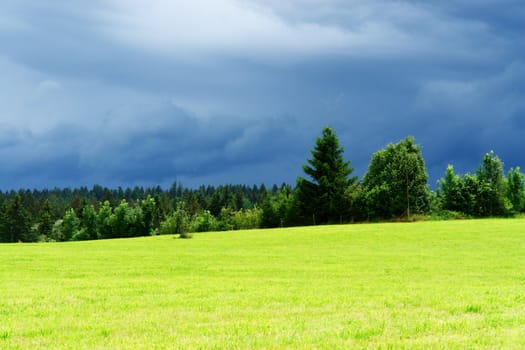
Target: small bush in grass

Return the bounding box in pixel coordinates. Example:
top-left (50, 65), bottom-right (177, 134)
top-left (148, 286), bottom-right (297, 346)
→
top-left (429, 210), bottom-right (469, 221)
top-left (464, 304), bottom-right (482, 313)
top-left (0, 330), bottom-right (10, 340)
top-left (178, 231), bottom-right (193, 239)
top-left (159, 206), bottom-right (192, 238)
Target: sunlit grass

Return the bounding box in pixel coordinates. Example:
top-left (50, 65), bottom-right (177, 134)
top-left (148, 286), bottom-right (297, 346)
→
top-left (1, 218), bottom-right (525, 348)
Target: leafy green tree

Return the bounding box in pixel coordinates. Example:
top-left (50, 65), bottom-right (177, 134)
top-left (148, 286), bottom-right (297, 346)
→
top-left (295, 127), bottom-right (356, 224)
top-left (437, 165), bottom-right (466, 213)
top-left (344, 183), bottom-right (367, 222)
top-left (260, 194), bottom-right (279, 228)
top-left (216, 207), bottom-right (235, 231)
top-left (261, 185), bottom-right (295, 228)
top-left (140, 197), bottom-right (154, 234)
top-left (231, 207), bottom-right (263, 230)
top-left (506, 167), bottom-right (525, 213)
top-left (476, 151), bottom-right (506, 216)
top-left (81, 204), bottom-right (98, 240)
top-left (127, 205), bottom-right (145, 237)
top-left (110, 199), bottom-right (132, 238)
top-left (50, 219), bottom-right (64, 242)
top-left (159, 202), bottom-right (192, 238)
top-left (363, 137), bottom-right (430, 220)
top-left (461, 173), bottom-right (481, 216)
top-left (96, 200), bottom-right (113, 239)
top-left (62, 208), bottom-right (80, 241)
top-left (191, 210), bottom-right (216, 232)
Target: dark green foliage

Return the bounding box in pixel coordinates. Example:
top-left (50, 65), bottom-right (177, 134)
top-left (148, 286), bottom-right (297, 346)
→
top-left (295, 127), bottom-right (356, 224)
top-left (344, 183), bottom-right (368, 222)
top-left (2, 135), bottom-right (525, 242)
top-left (0, 183), bottom-right (274, 242)
top-left (261, 185), bottom-right (294, 228)
top-left (62, 208), bottom-right (80, 241)
top-left (110, 200), bottom-right (132, 238)
top-left (438, 165), bottom-right (465, 213)
top-left (0, 195), bottom-right (33, 242)
top-left (158, 202), bottom-right (191, 237)
top-left (191, 210), bottom-right (216, 232)
top-left (139, 196), bottom-right (158, 235)
top-left (81, 205), bottom-right (98, 240)
top-left (438, 151), bottom-right (519, 218)
top-left (38, 200), bottom-right (54, 238)
top-left (476, 151), bottom-right (506, 216)
top-left (507, 167), bottom-right (525, 213)
top-left (96, 201), bottom-right (113, 239)
top-left (231, 207), bottom-right (262, 230)
top-left (362, 137), bottom-right (430, 220)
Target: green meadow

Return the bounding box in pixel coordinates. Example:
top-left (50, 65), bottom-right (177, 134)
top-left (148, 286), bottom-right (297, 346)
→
top-left (1, 219), bottom-right (525, 349)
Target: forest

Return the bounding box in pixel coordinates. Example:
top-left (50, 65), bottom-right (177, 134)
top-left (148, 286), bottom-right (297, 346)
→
top-left (1, 127), bottom-right (524, 243)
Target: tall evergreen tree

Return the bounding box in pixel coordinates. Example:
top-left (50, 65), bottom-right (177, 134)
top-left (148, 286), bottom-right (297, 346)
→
top-left (38, 200), bottom-right (54, 239)
top-left (295, 127), bottom-right (356, 224)
top-left (0, 195), bottom-right (32, 242)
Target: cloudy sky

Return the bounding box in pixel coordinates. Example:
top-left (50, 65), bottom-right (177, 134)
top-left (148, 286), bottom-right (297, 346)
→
top-left (1, 1), bottom-right (524, 190)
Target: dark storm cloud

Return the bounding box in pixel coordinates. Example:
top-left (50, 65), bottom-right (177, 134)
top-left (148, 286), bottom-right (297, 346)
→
top-left (0, 102), bottom-right (307, 188)
top-left (0, 1), bottom-right (524, 189)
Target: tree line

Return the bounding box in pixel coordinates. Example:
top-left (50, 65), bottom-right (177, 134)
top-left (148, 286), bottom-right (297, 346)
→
top-left (1, 127), bottom-right (524, 242)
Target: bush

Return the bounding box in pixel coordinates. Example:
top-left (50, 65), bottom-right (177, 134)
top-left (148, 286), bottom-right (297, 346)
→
top-left (191, 210), bottom-right (216, 232)
top-left (232, 207), bottom-right (262, 230)
top-left (179, 231), bottom-right (193, 239)
top-left (159, 208), bottom-right (191, 238)
top-left (72, 228), bottom-right (91, 241)
top-left (428, 210), bottom-right (469, 221)
top-left (50, 219), bottom-right (64, 242)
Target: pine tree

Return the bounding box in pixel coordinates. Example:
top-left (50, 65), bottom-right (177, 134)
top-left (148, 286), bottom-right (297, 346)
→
top-left (295, 127), bottom-right (356, 224)
top-left (0, 195), bottom-right (32, 242)
top-left (38, 200), bottom-right (54, 239)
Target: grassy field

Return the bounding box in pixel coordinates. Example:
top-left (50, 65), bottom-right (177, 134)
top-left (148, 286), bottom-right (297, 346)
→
top-left (1, 219), bottom-right (525, 349)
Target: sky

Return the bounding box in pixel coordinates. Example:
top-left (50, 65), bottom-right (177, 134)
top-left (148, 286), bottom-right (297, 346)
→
top-left (0, 0), bottom-right (524, 190)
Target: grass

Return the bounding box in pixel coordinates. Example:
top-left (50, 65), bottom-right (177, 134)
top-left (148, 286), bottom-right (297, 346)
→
top-left (1, 218), bottom-right (525, 349)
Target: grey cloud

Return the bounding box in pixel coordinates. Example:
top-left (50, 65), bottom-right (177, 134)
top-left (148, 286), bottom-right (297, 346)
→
top-left (0, 1), bottom-right (523, 189)
top-left (0, 101), bottom-right (308, 189)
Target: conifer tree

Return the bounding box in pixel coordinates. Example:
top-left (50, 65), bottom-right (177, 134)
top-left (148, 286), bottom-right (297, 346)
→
top-left (295, 127), bottom-right (356, 224)
top-left (0, 195), bottom-right (32, 242)
top-left (38, 200), bottom-right (53, 239)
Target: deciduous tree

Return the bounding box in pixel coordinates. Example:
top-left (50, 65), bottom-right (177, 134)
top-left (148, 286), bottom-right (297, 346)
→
top-left (506, 167), bottom-right (524, 214)
top-left (363, 137), bottom-right (430, 219)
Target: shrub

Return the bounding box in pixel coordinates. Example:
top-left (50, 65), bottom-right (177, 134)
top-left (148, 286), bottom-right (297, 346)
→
top-left (72, 228), bottom-right (91, 241)
top-left (159, 208), bottom-right (191, 238)
top-left (429, 210), bottom-right (469, 221)
top-left (191, 210), bottom-right (216, 232)
top-left (232, 207), bottom-right (262, 230)
top-left (50, 219), bottom-right (64, 242)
